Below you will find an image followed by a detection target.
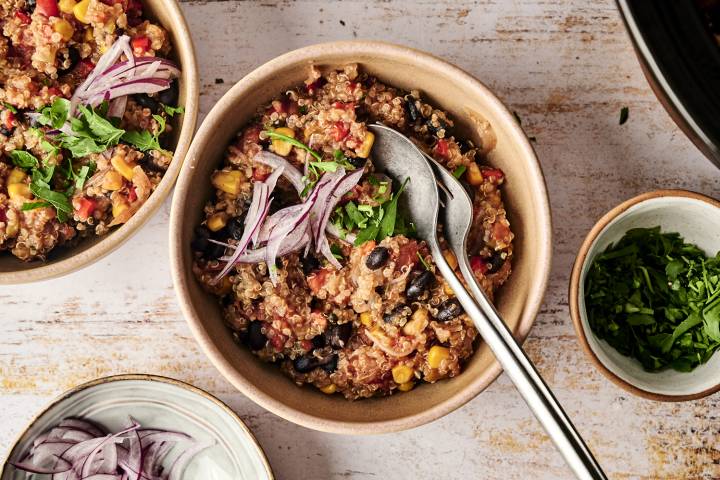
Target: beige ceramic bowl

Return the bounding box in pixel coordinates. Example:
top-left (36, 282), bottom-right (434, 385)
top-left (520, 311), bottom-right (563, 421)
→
top-left (0, 1), bottom-right (199, 285)
top-left (170, 41), bottom-right (552, 433)
top-left (570, 190), bottom-right (720, 401)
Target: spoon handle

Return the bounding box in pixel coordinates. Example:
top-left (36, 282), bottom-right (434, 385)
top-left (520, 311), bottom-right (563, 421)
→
top-left (431, 245), bottom-right (607, 480)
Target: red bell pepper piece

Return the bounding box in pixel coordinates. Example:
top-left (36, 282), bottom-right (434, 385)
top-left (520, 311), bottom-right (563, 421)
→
top-left (36, 0), bottom-right (59, 17)
top-left (75, 197), bottom-right (96, 220)
top-left (470, 255), bottom-right (490, 275)
top-left (131, 35), bottom-right (151, 53)
top-left (434, 138), bottom-right (450, 158)
top-left (14, 11), bottom-right (31, 24)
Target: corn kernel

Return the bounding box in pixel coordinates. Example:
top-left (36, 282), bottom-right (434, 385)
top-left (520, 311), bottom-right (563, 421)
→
top-left (99, 43), bottom-right (108, 54)
top-left (402, 308), bottom-right (429, 336)
top-left (443, 250), bottom-right (458, 270)
top-left (102, 171), bottom-right (124, 191)
top-left (356, 131), bottom-right (374, 158)
top-left (392, 365), bottom-right (414, 384)
top-left (8, 183), bottom-right (30, 200)
top-left (360, 312), bottom-right (372, 327)
top-left (84, 26), bottom-right (94, 41)
top-left (111, 155), bottom-right (136, 180)
top-left (211, 170), bottom-right (244, 195)
top-left (443, 283), bottom-right (454, 296)
top-left (467, 162), bottom-right (483, 186)
top-left (398, 381), bottom-right (415, 392)
top-left (319, 384), bottom-right (337, 394)
top-left (271, 127), bottom-right (295, 157)
top-left (8, 168), bottom-right (27, 185)
top-left (427, 346), bottom-right (450, 369)
top-left (207, 213), bottom-right (227, 232)
top-left (104, 20), bottom-right (115, 34)
top-left (6, 218), bottom-right (18, 237)
top-left (73, 0), bottom-right (90, 23)
top-left (112, 199), bottom-right (129, 218)
top-left (58, 0), bottom-right (76, 14)
top-left (54, 19), bottom-right (74, 41)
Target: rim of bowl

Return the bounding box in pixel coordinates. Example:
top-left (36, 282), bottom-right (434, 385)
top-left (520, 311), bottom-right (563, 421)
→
top-left (0, 0), bottom-right (199, 285)
top-left (170, 40), bottom-right (553, 433)
top-left (569, 189), bottom-right (720, 402)
top-left (0, 373), bottom-right (275, 479)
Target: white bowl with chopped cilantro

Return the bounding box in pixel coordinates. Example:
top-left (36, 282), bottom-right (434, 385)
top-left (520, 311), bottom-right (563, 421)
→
top-left (570, 190), bottom-right (720, 401)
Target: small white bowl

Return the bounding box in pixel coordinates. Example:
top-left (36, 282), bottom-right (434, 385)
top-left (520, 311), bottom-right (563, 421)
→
top-left (570, 190), bottom-right (720, 401)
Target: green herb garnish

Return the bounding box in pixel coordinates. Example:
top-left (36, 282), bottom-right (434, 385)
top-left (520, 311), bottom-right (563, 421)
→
top-left (2, 102), bottom-right (17, 113)
top-left (619, 106), bottom-right (629, 125)
top-left (585, 227), bottom-right (720, 372)
top-left (265, 130), bottom-right (321, 162)
top-left (417, 251), bottom-right (430, 270)
top-left (452, 165), bottom-right (466, 179)
top-left (162, 104), bottom-right (185, 116)
top-left (10, 150), bottom-right (40, 169)
top-left (38, 98), bottom-right (70, 129)
top-left (122, 114), bottom-right (167, 152)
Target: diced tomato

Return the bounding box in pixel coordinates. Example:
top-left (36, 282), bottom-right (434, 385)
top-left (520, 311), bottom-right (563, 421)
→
top-left (0, 208), bottom-right (6, 223)
top-left (75, 197), bottom-right (96, 220)
top-left (481, 167), bottom-right (505, 183)
top-left (36, 0), bottom-right (59, 16)
top-left (47, 86), bottom-right (62, 97)
top-left (434, 139), bottom-right (449, 158)
top-left (14, 11), bottom-right (31, 24)
top-left (330, 121), bottom-right (350, 142)
top-left (127, 186), bottom-right (137, 203)
top-left (307, 268), bottom-right (329, 293)
top-left (396, 241), bottom-right (419, 268)
top-left (348, 81), bottom-right (359, 92)
top-left (492, 221), bottom-right (511, 243)
top-left (76, 59), bottom-right (95, 76)
top-left (301, 339), bottom-right (313, 351)
top-left (332, 101), bottom-right (355, 110)
top-left (4, 111), bottom-right (16, 130)
top-left (470, 255), bottom-right (490, 275)
top-left (131, 35), bottom-right (151, 53)
top-left (252, 165), bottom-right (270, 182)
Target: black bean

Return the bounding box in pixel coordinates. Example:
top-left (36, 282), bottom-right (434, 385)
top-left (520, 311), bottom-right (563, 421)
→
top-left (325, 322), bottom-right (352, 349)
top-left (311, 335), bottom-right (326, 349)
top-left (487, 252), bottom-right (505, 273)
top-left (191, 226), bottom-right (210, 252)
top-left (426, 117), bottom-right (449, 136)
top-left (456, 137), bottom-right (475, 154)
top-left (404, 95), bottom-right (421, 123)
top-left (348, 156), bottom-right (366, 168)
top-left (374, 285), bottom-right (385, 295)
top-left (24, 0), bottom-right (35, 12)
top-left (437, 299), bottom-right (463, 322)
top-left (132, 93), bottom-right (160, 112)
top-left (365, 246), bottom-right (390, 270)
top-left (383, 305), bottom-right (411, 326)
top-left (226, 215), bottom-right (246, 241)
top-left (320, 354), bottom-right (339, 373)
top-left (293, 355), bottom-right (317, 373)
top-left (0, 126), bottom-right (12, 137)
top-left (302, 254), bottom-right (321, 274)
top-left (406, 270), bottom-right (435, 300)
top-left (247, 321), bottom-right (267, 350)
top-left (58, 47), bottom-right (80, 75)
top-left (157, 80), bottom-right (179, 106)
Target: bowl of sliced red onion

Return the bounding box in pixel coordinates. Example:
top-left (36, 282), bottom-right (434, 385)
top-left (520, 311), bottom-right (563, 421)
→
top-left (0, 374), bottom-right (273, 480)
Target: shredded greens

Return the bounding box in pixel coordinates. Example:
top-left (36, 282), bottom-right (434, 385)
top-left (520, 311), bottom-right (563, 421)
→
top-left (585, 227), bottom-right (720, 372)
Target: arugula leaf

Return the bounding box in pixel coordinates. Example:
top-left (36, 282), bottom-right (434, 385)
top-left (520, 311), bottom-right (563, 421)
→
top-left (10, 150), bottom-right (39, 169)
top-left (163, 104), bottom-right (184, 116)
top-left (30, 183), bottom-right (72, 221)
top-left (77, 105), bottom-right (124, 145)
top-left (122, 130), bottom-right (160, 152)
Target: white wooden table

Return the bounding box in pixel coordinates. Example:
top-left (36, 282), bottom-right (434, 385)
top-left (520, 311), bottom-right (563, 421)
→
top-left (3, 1), bottom-right (719, 478)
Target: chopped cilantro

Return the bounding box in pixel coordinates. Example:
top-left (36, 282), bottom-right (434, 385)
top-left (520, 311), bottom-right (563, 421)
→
top-left (162, 104), bottom-right (185, 116)
top-left (619, 107), bottom-right (629, 125)
top-left (585, 227), bottom-right (720, 372)
top-left (38, 98), bottom-right (70, 129)
top-left (10, 150), bottom-right (40, 169)
top-left (2, 102), bottom-right (17, 113)
top-left (452, 165), bottom-right (466, 179)
top-left (417, 251), bottom-right (430, 270)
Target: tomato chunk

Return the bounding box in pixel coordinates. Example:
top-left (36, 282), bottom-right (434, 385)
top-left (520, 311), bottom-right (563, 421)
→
top-left (131, 35), bottom-right (151, 53)
top-left (36, 0), bottom-right (59, 16)
top-left (75, 197), bottom-right (96, 220)
top-left (470, 255), bottom-right (490, 275)
top-left (434, 139), bottom-right (449, 158)
top-left (127, 186), bottom-right (138, 203)
top-left (14, 11), bottom-right (31, 24)
top-left (481, 167), bottom-right (505, 183)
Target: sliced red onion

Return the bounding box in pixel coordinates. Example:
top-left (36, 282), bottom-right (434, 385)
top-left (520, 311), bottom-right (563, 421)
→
top-left (107, 96), bottom-right (128, 119)
top-left (313, 167), bottom-right (364, 248)
top-left (166, 440), bottom-right (214, 480)
top-left (253, 151), bottom-right (305, 194)
top-left (71, 36), bottom-right (132, 114)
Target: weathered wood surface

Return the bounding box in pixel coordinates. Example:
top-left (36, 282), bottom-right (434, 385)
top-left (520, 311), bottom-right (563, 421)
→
top-left (2, 1), bottom-right (720, 478)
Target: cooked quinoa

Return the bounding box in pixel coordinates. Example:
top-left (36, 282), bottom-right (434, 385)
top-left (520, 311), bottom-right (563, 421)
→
top-left (192, 65), bottom-right (514, 400)
top-left (0, 0), bottom-right (179, 261)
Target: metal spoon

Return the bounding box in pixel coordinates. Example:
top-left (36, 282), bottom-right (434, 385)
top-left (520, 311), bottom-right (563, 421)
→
top-left (368, 124), bottom-right (607, 480)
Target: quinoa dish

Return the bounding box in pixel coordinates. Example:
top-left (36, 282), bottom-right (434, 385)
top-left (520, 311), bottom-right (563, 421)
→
top-left (192, 65), bottom-right (514, 400)
top-left (0, 0), bottom-right (182, 262)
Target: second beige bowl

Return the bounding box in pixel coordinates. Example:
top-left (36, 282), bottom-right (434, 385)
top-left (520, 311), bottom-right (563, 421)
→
top-left (170, 41), bottom-right (552, 433)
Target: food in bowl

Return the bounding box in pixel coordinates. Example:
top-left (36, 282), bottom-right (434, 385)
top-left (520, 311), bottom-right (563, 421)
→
top-left (0, 1), bottom-right (183, 262)
top-left (191, 65), bottom-right (515, 400)
top-left (585, 226), bottom-right (720, 372)
top-left (10, 416), bottom-right (209, 478)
